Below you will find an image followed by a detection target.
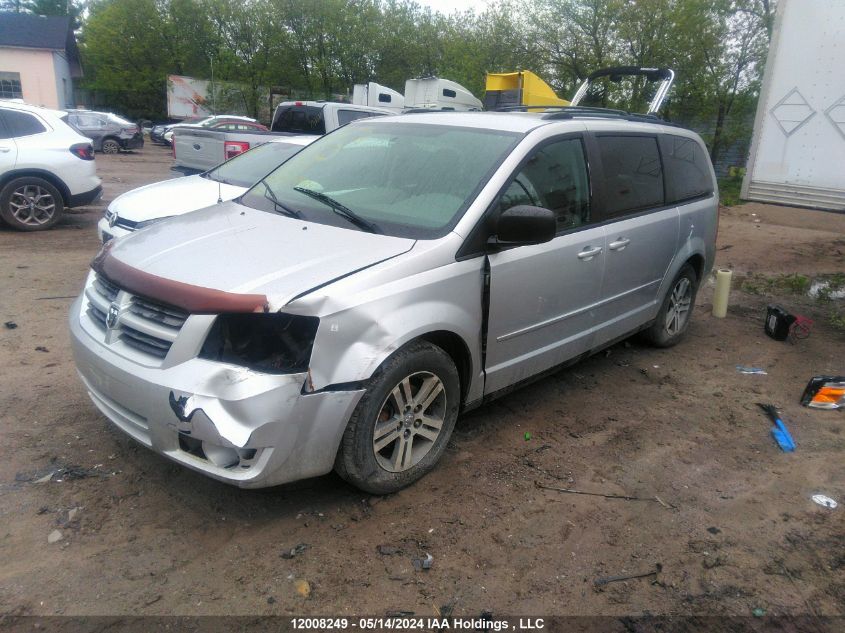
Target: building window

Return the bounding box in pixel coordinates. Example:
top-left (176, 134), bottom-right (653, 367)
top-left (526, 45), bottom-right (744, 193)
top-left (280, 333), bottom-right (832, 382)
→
top-left (0, 72), bottom-right (23, 100)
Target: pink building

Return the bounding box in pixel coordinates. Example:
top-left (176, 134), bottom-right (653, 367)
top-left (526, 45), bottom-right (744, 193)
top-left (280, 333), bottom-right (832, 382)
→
top-left (0, 13), bottom-right (82, 109)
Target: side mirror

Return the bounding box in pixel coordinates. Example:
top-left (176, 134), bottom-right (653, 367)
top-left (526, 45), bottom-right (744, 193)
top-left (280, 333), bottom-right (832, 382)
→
top-left (489, 205), bottom-right (556, 249)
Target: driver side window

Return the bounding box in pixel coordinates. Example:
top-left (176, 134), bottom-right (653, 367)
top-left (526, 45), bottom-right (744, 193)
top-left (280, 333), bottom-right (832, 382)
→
top-left (500, 137), bottom-right (591, 232)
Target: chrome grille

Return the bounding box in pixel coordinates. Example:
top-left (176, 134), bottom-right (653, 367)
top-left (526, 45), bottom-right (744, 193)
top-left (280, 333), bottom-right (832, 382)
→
top-left (129, 296), bottom-right (188, 329)
top-left (87, 304), bottom-right (107, 328)
top-left (93, 275), bottom-right (119, 302)
top-left (84, 273), bottom-right (188, 360)
top-left (121, 325), bottom-right (173, 357)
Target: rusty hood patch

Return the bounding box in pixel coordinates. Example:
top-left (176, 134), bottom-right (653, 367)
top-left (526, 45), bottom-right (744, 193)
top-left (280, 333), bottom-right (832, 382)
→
top-left (97, 201), bottom-right (416, 310)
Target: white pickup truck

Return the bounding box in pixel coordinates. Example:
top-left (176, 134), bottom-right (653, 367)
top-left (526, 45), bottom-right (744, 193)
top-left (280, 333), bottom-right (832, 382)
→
top-left (172, 101), bottom-right (393, 173)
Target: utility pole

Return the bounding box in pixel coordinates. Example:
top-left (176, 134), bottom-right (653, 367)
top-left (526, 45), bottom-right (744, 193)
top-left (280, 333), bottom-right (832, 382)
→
top-left (209, 55), bottom-right (216, 114)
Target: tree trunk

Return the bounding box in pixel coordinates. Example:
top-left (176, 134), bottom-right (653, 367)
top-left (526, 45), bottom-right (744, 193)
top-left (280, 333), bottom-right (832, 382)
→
top-left (710, 100), bottom-right (726, 165)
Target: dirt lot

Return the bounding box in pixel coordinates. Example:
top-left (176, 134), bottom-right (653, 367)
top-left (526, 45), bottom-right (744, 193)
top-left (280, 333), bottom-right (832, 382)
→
top-left (0, 146), bottom-right (843, 623)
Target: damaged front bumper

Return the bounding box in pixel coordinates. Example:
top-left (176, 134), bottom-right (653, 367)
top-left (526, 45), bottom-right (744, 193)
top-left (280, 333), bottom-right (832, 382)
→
top-left (69, 296), bottom-right (364, 488)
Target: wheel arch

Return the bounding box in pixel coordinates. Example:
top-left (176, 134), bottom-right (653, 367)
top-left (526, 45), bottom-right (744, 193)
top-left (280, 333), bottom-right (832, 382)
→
top-left (686, 253), bottom-right (705, 282)
top-left (0, 169), bottom-right (70, 205)
top-left (415, 330), bottom-right (473, 406)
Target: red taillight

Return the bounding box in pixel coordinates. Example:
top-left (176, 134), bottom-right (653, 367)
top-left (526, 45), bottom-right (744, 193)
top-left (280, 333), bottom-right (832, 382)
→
top-left (224, 141), bottom-right (250, 160)
top-left (70, 143), bottom-right (94, 160)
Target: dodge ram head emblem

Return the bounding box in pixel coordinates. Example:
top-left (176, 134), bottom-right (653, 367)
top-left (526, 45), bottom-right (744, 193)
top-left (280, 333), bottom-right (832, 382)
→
top-left (106, 303), bottom-right (120, 329)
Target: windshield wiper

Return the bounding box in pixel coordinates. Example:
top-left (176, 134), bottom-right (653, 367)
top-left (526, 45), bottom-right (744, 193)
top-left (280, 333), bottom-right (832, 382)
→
top-left (263, 181), bottom-right (302, 219)
top-left (294, 186), bottom-right (379, 234)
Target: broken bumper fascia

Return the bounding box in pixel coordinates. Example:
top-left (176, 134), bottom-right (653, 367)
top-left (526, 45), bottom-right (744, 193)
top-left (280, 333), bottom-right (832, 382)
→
top-left (68, 296), bottom-right (364, 488)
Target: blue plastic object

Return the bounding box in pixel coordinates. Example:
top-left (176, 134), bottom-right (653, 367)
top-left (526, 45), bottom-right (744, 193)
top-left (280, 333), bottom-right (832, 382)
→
top-left (758, 403), bottom-right (796, 452)
top-left (771, 419), bottom-right (796, 452)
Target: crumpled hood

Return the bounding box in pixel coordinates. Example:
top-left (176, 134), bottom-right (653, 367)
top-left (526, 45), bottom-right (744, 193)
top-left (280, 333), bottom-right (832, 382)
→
top-left (103, 201), bottom-right (415, 309)
top-left (108, 175), bottom-right (244, 223)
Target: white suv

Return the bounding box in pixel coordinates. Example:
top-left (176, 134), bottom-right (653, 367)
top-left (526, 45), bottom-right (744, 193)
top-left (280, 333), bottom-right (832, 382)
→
top-left (0, 101), bottom-right (102, 231)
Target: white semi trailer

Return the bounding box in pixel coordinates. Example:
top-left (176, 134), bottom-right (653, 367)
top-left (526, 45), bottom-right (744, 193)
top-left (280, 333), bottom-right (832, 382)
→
top-left (741, 0), bottom-right (845, 211)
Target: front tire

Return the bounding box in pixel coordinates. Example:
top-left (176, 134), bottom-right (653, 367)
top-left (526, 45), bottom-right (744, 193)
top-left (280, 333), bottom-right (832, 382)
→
top-left (644, 263), bottom-right (698, 347)
top-left (0, 177), bottom-right (64, 231)
top-left (335, 341), bottom-right (460, 494)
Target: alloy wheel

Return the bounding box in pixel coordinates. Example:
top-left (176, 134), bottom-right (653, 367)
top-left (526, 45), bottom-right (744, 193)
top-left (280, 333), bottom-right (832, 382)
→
top-left (9, 185), bottom-right (56, 227)
top-left (372, 371), bottom-right (446, 473)
top-left (664, 277), bottom-right (692, 336)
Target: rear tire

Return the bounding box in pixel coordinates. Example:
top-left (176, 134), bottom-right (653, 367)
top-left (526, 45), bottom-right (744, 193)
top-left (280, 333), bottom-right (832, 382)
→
top-left (644, 263), bottom-right (698, 347)
top-left (0, 177), bottom-right (64, 231)
top-left (335, 341), bottom-right (460, 494)
top-left (101, 138), bottom-right (121, 154)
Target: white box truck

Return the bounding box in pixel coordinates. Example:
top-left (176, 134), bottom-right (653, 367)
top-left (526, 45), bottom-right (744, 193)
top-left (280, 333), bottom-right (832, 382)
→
top-left (741, 0), bottom-right (845, 211)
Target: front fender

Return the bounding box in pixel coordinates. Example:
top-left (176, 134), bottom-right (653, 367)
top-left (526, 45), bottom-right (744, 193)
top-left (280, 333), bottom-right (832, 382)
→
top-left (303, 258), bottom-right (485, 403)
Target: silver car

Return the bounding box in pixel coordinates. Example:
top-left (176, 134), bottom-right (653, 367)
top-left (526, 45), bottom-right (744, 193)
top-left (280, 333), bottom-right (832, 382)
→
top-left (69, 112), bottom-right (717, 493)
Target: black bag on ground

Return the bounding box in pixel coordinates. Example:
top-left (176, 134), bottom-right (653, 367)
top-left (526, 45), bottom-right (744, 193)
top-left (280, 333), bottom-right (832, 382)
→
top-left (765, 304), bottom-right (796, 341)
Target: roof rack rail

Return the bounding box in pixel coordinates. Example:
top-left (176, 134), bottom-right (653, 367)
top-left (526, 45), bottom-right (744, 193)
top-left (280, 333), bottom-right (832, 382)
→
top-left (541, 108), bottom-right (668, 125)
top-left (402, 108), bottom-right (460, 114)
top-left (493, 104), bottom-right (628, 116)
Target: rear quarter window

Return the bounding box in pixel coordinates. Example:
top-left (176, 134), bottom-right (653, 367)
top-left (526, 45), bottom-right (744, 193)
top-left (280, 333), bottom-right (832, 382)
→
top-left (659, 134), bottom-right (714, 203)
top-left (596, 135), bottom-right (664, 217)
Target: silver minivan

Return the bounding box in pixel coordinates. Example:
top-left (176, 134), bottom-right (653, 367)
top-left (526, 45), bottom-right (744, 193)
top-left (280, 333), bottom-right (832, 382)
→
top-left (69, 111), bottom-right (717, 493)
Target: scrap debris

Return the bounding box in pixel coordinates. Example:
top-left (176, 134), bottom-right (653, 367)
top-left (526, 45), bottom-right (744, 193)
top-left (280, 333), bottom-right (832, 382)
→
top-left (811, 494), bottom-right (838, 509)
top-left (534, 481), bottom-right (675, 508)
top-left (758, 403), bottom-right (796, 452)
top-left (412, 553), bottom-right (433, 571)
top-left (594, 564), bottom-right (662, 587)
top-left (737, 365), bottom-right (767, 375)
top-left (280, 543), bottom-right (310, 559)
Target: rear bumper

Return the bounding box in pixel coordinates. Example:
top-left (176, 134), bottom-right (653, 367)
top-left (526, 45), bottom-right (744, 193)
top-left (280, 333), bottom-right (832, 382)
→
top-left (122, 135), bottom-right (144, 150)
top-left (69, 294), bottom-right (364, 488)
top-left (67, 185), bottom-right (103, 208)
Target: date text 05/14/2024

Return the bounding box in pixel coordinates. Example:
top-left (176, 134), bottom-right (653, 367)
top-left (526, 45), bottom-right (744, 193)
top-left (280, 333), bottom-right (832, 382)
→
top-left (290, 617), bottom-right (545, 631)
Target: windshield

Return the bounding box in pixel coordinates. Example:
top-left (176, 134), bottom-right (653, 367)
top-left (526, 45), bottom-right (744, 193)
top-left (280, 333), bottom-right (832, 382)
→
top-left (241, 121), bottom-right (521, 239)
top-left (206, 141), bottom-right (307, 187)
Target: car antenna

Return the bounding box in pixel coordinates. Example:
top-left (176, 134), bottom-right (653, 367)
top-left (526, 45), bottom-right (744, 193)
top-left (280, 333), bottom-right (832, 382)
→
top-left (217, 178), bottom-right (222, 204)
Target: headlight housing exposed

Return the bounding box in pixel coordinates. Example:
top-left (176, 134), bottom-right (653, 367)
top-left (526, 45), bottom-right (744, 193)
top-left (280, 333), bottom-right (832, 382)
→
top-left (801, 375), bottom-right (845, 410)
top-left (199, 313), bottom-right (319, 374)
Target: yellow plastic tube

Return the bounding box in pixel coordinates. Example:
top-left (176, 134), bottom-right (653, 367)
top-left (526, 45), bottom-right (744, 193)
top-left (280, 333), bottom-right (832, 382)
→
top-left (712, 269), bottom-right (732, 318)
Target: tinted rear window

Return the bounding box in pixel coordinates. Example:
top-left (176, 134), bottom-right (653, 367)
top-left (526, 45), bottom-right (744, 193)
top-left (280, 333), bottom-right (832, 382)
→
top-left (271, 105), bottom-right (326, 134)
top-left (0, 109), bottom-right (46, 138)
top-left (596, 135), bottom-right (664, 217)
top-left (659, 134), bottom-right (714, 203)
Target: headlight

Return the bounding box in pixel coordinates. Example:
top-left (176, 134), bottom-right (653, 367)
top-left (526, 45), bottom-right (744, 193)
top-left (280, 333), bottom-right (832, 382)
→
top-left (801, 376), bottom-right (845, 409)
top-left (134, 217), bottom-right (172, 230)
top-left (199, 313), bottom-right (319, 374)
